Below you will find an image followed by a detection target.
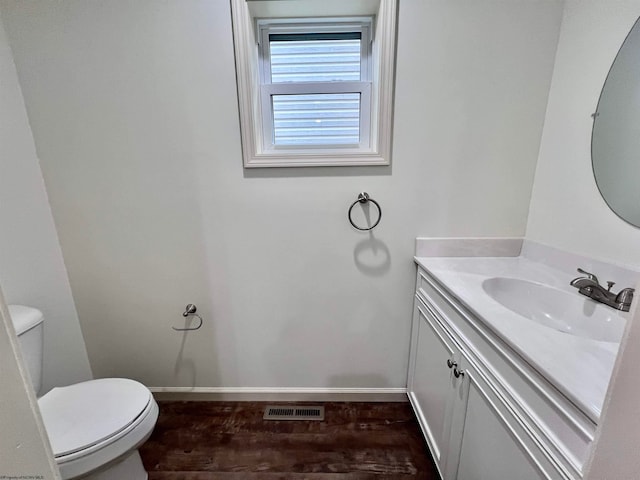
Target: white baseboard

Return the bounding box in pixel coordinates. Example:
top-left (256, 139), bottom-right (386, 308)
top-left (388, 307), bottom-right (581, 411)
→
top-left (149, 387), bottom-right (408, 402)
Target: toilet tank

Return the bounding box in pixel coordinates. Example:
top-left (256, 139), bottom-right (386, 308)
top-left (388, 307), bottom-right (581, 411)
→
top-left (8, 305), bottom-right (44, 395)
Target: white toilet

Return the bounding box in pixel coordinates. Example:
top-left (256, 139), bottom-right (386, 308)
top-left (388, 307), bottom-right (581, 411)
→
top-left (9, 305), bottom-right (159, 480)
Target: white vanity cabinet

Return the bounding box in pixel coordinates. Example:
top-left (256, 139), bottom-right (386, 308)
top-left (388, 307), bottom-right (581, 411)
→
top-left (408, 266), bottom-right (595, 480)
top-left (453, 357), bottom-right (548, 480)
top-left (408, 299), bottom-right (465, 478)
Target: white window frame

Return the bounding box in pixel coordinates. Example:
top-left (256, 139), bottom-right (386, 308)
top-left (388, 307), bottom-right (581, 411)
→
top-left (230, 0), bottom-right (397, 168)
top-left (258, 20), bottom-right (372, 153)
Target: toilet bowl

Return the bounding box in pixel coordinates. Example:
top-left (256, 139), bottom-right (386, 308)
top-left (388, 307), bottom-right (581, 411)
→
top-left (9, 305), bottom-right (158, 480)
top-left (39, 378), bottom-right (159, 479)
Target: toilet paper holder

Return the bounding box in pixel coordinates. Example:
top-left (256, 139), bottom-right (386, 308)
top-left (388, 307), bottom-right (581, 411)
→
top-left (172, 304), bottom-right (203, 331)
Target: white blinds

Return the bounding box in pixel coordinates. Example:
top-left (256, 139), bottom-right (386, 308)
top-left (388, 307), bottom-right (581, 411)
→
top-left (269, 36), bottom-right (362, 83)
top-left (268, 33), bottom-right (362, 146)
top-left (272, 93), bottom-right (361, 146)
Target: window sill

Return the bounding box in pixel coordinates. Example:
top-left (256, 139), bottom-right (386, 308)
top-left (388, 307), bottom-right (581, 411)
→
top-left (244, 152), bottom-right (390, 168)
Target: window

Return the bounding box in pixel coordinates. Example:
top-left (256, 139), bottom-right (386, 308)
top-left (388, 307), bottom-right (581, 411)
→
top-left (258, 20), bottom-right (372, 150)
top-left (231, 0), bottom-right (397, 167)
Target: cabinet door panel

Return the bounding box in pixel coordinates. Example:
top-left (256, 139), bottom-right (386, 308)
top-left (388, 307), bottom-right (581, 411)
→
top-left (409, 301), bottom-right (458, 474)
top-left (456, 374), bottom-right (545, 480)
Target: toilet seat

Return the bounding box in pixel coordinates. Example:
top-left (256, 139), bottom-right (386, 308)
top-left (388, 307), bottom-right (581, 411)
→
top-left (38, 378), bottom-right (159, 479)
top-left (39, 378), bottom-right (151, 457)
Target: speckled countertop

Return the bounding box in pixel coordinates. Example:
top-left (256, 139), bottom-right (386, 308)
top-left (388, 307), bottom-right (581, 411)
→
top-left (414, 255), bottom-right (625, 423)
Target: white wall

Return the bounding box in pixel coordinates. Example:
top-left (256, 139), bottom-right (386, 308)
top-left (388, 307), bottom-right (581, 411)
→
top-left (527, 0), bottom-right (640, 269)
top-left (0, 10), bottom-right (91, 392)
top-left (0, 0), bottom-right (563, 390)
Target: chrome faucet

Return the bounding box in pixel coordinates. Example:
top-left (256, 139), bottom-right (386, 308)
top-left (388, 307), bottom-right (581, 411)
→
top-left (570, 268), bottom-right (635, 312)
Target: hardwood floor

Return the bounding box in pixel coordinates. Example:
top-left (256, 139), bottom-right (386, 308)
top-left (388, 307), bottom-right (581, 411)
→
top-left (140, 401), bottom-right (440, 479)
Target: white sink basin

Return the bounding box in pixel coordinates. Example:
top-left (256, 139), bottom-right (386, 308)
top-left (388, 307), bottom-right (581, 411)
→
top-left (482, 277), bottom-right (625, 343)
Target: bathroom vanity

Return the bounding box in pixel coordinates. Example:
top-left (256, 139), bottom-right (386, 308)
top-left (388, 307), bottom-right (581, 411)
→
top-left (407, 243), bottom-right (634, 480)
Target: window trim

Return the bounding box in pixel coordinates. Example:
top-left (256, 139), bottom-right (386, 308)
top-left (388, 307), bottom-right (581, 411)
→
top-left (230, 0), bottom-right (397, 168)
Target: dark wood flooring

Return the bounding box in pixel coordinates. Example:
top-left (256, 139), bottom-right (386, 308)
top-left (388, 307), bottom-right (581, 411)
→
top-left (139, 401), bottom-right (440, 480)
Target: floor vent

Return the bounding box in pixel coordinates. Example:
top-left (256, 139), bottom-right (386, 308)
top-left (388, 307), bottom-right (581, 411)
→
top-left (263, 405), bottom-right (325, 421)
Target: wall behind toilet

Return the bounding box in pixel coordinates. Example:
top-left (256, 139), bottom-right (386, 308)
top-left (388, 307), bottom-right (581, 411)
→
top-left (0, 0), bottom-right (563, 390)
top-left (0, 13), bottom-right (92, 392)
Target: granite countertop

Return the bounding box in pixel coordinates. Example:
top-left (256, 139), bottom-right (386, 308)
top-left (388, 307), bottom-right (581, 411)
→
top-left (414, 255), bottom-right (624, 423)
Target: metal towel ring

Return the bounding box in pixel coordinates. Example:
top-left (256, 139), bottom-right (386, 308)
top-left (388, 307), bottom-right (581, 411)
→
top-left (173, 303), bottom-right (203, 331)
top-left (348, 192), bottom-right (382, 231)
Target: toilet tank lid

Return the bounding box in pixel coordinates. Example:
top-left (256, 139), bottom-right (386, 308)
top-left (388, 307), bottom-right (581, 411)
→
top-left (7, 305), bottom-right (44, 335)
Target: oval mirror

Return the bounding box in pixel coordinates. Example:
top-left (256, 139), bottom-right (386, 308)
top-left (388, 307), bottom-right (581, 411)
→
top-left (592, 16), bottom-right (640, 227)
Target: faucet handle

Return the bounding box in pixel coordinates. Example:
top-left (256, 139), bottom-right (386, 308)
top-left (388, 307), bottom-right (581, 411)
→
top-left (615, 288), bottom-right (635, 307)
top-left (577, 268), bottom-right (599, 284)
top-left (607, 281), bottom-right (616, 292)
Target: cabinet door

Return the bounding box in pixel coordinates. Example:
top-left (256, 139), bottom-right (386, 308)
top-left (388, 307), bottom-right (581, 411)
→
top-left (408, 299), bottom-right (460, 478)
top-left (454, 365), bottom-right (546, 480)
